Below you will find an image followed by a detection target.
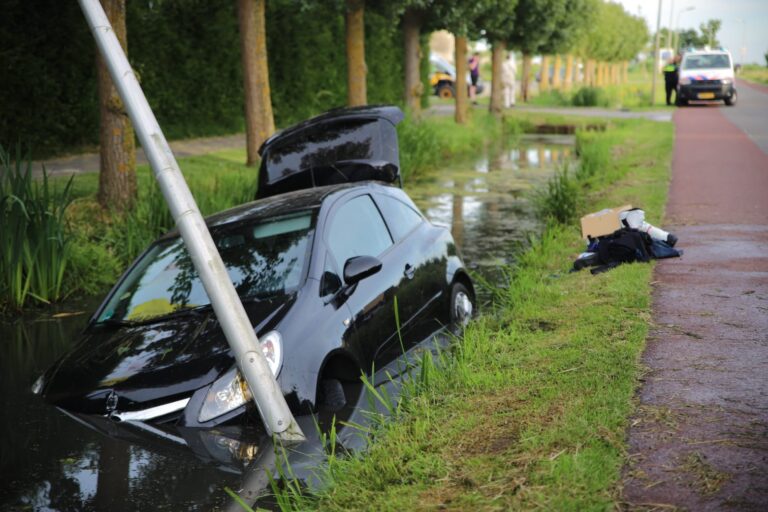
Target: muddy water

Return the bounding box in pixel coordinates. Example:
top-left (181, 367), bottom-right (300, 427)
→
top-left (0, 135), bottom-right (572, 510)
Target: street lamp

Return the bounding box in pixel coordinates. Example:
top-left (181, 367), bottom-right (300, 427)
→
top-left (673, 6), bottom-right (695, 52)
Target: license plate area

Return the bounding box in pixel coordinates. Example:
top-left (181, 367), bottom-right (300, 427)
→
top-left (697, 92), bottom-right (715, 99)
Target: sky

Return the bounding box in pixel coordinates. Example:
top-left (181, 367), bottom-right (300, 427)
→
top-left (614, 0), bottom-right (768, 64)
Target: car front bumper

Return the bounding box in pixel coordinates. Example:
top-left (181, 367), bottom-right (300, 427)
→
top-left (678, 81), bottom-right (735, 101)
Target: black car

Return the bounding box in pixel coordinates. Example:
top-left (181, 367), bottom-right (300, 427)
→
top-left (35, 106), bottom-right (476, 430)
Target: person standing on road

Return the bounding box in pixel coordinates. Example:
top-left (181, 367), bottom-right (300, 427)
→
top-left (663, 55), bottom-right (680, 106)
top-left (469, 52), bottom-right (480, 105)
top-left (501, 52), bottom-right (517, 108)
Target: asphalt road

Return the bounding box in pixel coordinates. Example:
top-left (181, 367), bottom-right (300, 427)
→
top-left (622, 83), bottom-right (768, 509)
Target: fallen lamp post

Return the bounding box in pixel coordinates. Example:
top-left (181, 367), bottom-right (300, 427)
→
top-left (77, 0), bottom-right (305, 442)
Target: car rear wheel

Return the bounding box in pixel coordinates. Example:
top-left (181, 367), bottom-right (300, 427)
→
top-left (450, 282), bottom-right (474, 330)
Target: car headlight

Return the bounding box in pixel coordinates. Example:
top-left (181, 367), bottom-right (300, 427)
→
top-left (679, 77), bottom-right (691, 85)
top-left (721, 78), bottom-right (732, 84)
top-left (198, 330), bottom-right (283, 423)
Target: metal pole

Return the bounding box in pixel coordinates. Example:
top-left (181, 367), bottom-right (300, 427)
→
top-left (650, 0), bottom-right (663, 106)
top-left (77, 0), bottom-right (304, 442)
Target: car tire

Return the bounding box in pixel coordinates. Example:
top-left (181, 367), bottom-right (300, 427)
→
top-left (724, 91), bottom-right (736, 106)
top-left (449, 282), bottom-right (474, 331)
top-left (320, 378), bottom-right (346, 411)
top-left (437, 84), bottom-right (455, 99)
top-left (676, 97), bottom-right (688, 107)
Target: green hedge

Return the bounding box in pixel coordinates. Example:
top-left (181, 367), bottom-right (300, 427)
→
top-left (0, 0), bottom-right (414, 158)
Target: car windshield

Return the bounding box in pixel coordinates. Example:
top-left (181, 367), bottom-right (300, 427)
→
top-left (98, 212), bottom-right (315, 323)
top-left (682, 54), bottom-right (731, 70)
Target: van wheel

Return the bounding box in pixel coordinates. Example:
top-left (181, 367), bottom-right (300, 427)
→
top-left (725, 92), bottom-right (736, 106)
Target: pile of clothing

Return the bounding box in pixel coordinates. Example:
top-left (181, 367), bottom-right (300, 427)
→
top-left (572, 208), bottom-right (683, 274)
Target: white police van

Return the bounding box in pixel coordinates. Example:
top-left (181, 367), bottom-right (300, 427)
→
top-left (677, 48), bottom-right (736, 106)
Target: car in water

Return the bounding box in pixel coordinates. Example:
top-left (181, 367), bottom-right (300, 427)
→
top-left (676, 48), bottom-right (737, 106)
top-left (34, 106), bottom-right (476, 431)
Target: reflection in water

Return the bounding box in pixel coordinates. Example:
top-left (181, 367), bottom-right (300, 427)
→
top-left (0, 135), bottom-right (573, 510)
top-left (411, 135), bottom-right (573, 304)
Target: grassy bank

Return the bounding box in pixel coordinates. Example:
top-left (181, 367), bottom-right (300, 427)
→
top-left (273, 116), bottom-right (673, 510)
top-left (739, 64), bottom-right (768, 86)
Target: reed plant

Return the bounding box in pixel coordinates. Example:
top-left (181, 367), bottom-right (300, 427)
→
top-left (0, 145), bottom-right (73, 310)
top-left (533, 163), bottom-right (581, 225)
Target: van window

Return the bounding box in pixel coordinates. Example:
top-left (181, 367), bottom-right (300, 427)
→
top-left (682, 54), bottom-right (731, 70)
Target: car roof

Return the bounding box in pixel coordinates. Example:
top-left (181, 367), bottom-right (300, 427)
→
top-left (157, 181), bottom-right (395, 240)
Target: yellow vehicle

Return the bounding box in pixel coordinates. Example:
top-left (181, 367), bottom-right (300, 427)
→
top-left (429, 53), bottom-right (484, 99)
top-left (430, 69), bottom-right (455, 98)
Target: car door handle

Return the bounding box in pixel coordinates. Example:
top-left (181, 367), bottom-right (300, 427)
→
top-left (404, 263), bottom-right (415, 280)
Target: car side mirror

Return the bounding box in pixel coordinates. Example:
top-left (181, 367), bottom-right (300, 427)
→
top-left (343, 256), bottom-right (382, 286)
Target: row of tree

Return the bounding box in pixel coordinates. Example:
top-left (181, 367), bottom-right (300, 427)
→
top-left (87, 0), bottom-right (649, 211)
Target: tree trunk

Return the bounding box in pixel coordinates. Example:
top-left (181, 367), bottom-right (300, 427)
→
top-left (552, 54), bottom-right (562, 89)
top-left (454, 35), bottom-right (468, 124)
top-left (596, 61), bottom-right (604, 86)
top-left (489, 40), bottom-right (504, 116)
top-left (97, 0), bottom-right (136, 212)
top-left (564, 54), bottom-right (574, 90)
top-left (521, 54), bottom-right (532, 102)
top-left (539, 55), bottom-right (550, 92)
top-left (585, 59), bottom-right (595, 86)
top-left (402, 8), bottom-right (422, 115)
top-left (345, 0), bottom-right (366, 106)
top-left (237, 0), bottom-right (275, 167)
top-left (623, 61), bottom-right (629, 84)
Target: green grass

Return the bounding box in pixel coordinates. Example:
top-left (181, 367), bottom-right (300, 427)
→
top-left (0, 145), bottom-right (74, 311)
top-left (739, 64), bottom-right (768, 86)
top-left (272, 116), bottom-right (673, 510)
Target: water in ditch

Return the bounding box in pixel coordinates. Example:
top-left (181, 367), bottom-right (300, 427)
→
top-left (0, 134), bottom-right (573, 511)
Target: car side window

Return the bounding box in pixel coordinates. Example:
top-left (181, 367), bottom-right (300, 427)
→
top-left (327, 194), bottom-right (393, 268)
top-left (375, 194), bottom-right (423, 242)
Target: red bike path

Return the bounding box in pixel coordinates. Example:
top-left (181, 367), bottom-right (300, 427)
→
top-left (622, 89), bottom-right (768, 508)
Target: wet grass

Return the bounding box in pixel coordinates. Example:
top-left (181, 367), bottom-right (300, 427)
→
top-left (270, 116), bottom-right (673, 510)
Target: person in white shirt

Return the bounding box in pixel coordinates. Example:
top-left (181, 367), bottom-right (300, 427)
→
top-left (501, 52), bottom-right (517, 108)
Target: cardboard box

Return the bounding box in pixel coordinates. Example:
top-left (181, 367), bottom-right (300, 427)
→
top-left (580, 204), bottom-right (632, 239)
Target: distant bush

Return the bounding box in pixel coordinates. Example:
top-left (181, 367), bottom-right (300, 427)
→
top-left (530, 90), bottom-right (571, 107)
top-left (571, 87), bottom-right (610, 107)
